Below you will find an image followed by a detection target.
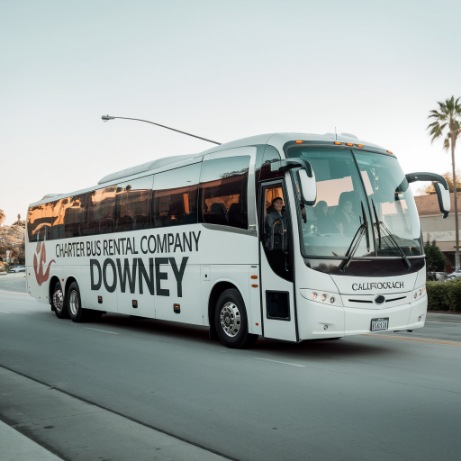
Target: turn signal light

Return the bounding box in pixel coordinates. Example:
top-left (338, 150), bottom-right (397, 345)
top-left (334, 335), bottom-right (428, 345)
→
top-left (309, 291), bottom-right (337, 305)
top-left (412, 286), bottom-right (426, 301)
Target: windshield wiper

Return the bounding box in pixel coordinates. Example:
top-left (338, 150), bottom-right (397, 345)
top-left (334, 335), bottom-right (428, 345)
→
top-left (371, 200), bottom-right (411, 269)
top-left (339, 202), bottom-right (370, 272)
top-left (361, 201), bottom-right (370, 252)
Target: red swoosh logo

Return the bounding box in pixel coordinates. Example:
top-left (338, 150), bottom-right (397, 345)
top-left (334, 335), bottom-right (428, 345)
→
top-left (33, 241), bottom-right (55, 286)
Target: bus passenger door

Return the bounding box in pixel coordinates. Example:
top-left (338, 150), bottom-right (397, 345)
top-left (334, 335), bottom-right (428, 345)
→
top-left (259, 182), bottom-right (298, 342)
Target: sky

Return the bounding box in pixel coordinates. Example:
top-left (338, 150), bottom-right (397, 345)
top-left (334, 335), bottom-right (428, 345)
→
top-left (1, 0), bottom-right (460, 225)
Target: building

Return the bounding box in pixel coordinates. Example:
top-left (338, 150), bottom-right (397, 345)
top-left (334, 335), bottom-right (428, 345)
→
top-left (415, 192), bottom-right (459, 272)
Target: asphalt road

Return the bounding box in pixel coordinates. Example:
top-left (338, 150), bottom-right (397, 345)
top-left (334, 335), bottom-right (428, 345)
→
top-left (0, 271), bottom-right (27, 293)
top-left (1, 273), bottom-right (460, 461)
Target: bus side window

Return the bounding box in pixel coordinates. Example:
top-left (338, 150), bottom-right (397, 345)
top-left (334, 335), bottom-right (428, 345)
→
top-left (206, 202), bottom-right (228, 225)
top-left (116, 176), bottom-right (153, 232)
top-left (116, 215), bottom-right (134, 231)
top-left (64, 195), bottom-right (88, 238)
top-left (153, 164), bottom-right (200, 228)
top-left (228, 202), bottom-right (247, 229)
top-left (199, 156), bottom-right (249, 229)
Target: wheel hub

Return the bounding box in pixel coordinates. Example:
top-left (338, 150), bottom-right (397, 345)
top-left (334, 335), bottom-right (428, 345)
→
top-left (53, 290), bottom-right (63, 310)
top-left (69, 290), bottom-right (79, 316)
top-left (219, 302), bottom-right (241, 338)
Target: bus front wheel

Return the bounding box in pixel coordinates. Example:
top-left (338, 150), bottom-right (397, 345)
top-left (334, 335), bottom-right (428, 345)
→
top-left (214, 289), bottom-right (257, 349)
top-left (52, 281), bottom-right (68, 319)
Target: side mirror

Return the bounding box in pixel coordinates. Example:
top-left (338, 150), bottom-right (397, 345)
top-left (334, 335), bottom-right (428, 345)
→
top-left (270, 158), bottom-right (318, 205)
top-left (298, 169), bottom-right (317, 205)
top-left (406, 172), bottom-right (450, 219)
top-left (434, 182), bottom-right (450, 219)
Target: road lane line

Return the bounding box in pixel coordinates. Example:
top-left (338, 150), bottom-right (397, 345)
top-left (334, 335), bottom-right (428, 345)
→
top-left (256, 357), bottom-right (305, 368)
top-left (84, 327), bottom-right (119, 335)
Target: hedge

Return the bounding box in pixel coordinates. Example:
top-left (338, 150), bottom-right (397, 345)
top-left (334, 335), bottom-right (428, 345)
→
top-left (427, 279), bottom-right (461, 312)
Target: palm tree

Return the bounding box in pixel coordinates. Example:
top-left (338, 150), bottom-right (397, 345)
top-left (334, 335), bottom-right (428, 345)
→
top-left (427, 96), bottom-right (461, 270)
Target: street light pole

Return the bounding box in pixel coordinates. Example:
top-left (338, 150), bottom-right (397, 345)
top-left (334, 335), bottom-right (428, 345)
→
top-left (101, 115), bottom-right (221, 145)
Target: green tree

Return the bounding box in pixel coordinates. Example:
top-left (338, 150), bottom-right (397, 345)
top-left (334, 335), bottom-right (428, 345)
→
top-left (427, 96), bottom-right (461, 270)
top-left (424, 240), bottom-right (446, 273)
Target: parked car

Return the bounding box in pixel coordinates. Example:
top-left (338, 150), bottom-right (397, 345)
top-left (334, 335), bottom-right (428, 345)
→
top-left (427, 271), bottom-right (446, 281)
top-left (8, 265), bottom-right (26, 273)
top-left (445, 270), bottom-right (461, 281)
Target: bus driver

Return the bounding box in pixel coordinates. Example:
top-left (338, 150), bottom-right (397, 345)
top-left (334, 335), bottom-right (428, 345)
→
top-left (265, 197), bottom-right (287, 250)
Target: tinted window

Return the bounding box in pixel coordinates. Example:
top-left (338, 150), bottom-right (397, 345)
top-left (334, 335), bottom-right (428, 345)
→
top-left (27, 202), bottom-right (55, 241)
top-left (152, 163), bottom-right (200, 227)
top-left (116, 176), bottom-right (153, 231)
top-left (199, 156), bottom-right (249, 229)
top-left (64, 193), bottom-right (90, 238)
top-left (28, 192), bottom-right (90, 241)
top-left (82, 186), bottom-right (117, 235)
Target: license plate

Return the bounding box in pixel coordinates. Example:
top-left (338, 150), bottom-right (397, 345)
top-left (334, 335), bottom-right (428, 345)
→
top-left (371, 318), bottom-right (389, 331)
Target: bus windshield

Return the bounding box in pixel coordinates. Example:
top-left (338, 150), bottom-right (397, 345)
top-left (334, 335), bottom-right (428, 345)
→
top-left (287, 146), bottom-right (423, 261)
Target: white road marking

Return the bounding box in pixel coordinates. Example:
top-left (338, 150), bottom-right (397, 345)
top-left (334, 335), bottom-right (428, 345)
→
top-left (84, 327), bottom-right (119, 335)
top-left (256, 357), bottom-right (305, 368)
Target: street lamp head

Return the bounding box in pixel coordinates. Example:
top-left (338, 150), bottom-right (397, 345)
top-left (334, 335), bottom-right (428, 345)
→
top-left (101, 115), bottom-right (115, 122)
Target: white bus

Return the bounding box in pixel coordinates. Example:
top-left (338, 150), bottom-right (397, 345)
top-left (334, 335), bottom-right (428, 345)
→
top-left (26, 133), bottom-right (450, 348)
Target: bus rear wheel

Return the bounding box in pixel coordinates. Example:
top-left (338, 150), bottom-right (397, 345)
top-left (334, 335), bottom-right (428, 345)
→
top-left (67, 281), bottom-right (88, 322)
top-left (214, 288), bottom-right (257, 349)
top-left (52, 281), bottom-right (68, 319)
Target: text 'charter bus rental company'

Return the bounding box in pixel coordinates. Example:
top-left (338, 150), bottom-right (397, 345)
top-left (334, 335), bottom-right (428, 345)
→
top-left (26, 133), bottom-right (450, 348)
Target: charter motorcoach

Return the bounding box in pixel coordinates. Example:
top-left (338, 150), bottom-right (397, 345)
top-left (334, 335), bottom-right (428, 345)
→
top-left (26, 133), bottom-right (450, 347)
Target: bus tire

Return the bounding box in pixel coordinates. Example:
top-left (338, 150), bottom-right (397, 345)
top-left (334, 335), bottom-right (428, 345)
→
top-left (67, 281), bottom-right (88, 323)
top-left (214, 288), bottom-right (257, 349)
top-left (52, 281), bottom-right (68, 319)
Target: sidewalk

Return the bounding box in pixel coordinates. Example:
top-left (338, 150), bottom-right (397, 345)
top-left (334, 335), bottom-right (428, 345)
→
top-left (0, 420), bottom-right (64, 461)
top-left (0, 367), bottom-right (228, 461)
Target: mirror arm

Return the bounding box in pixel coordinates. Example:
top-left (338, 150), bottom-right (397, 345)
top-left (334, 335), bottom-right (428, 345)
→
top-left (406, 172), bottom-right (450, 219)
top-left (405, 172), bottom-right (449, 190)
top-left (271, 159), bottom-right (314, 177)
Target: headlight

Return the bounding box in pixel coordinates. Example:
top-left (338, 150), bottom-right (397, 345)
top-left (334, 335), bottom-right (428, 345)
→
top-left (300, 289), bottom-right (342, 307)
top-left (413, 286), bottom-right (426, 301)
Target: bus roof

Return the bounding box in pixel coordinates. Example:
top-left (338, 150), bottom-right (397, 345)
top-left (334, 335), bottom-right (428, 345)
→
top-left (99, 132), bottom-right (386, 182)
top-left (97, 153), bottom-right (201, 184)
top-left (30, 132), bottom-right (388, 206)
top-left (197, 132), bottom-right (385, 155)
